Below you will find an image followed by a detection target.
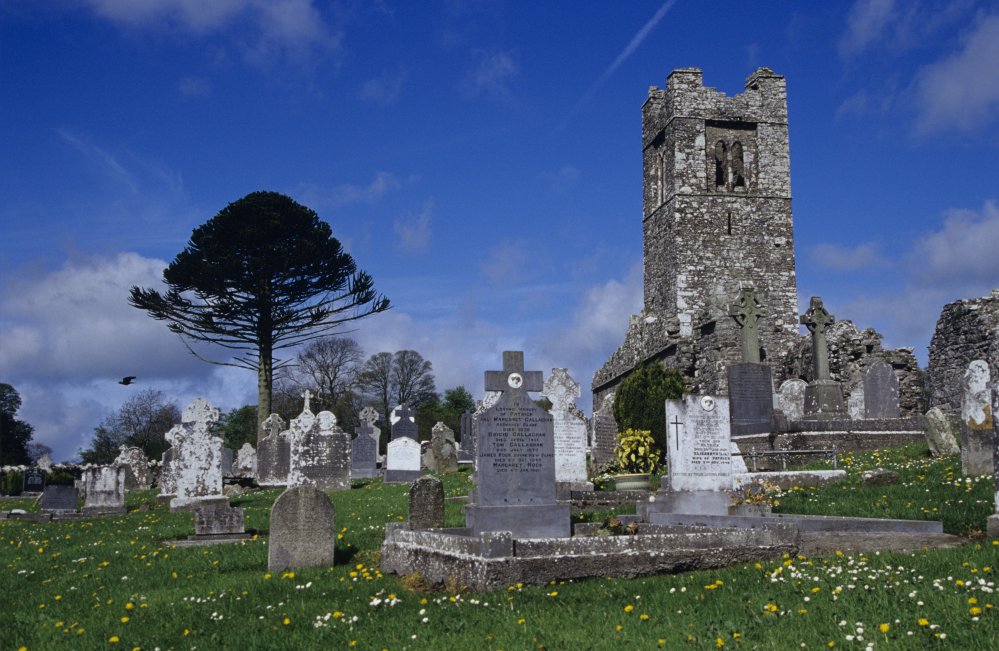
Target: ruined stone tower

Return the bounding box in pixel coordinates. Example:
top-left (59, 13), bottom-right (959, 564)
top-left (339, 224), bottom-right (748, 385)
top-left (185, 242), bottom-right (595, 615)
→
top-left (642, 67), bottom-right (798, 349)
top-left (594, 67), bottom-right (800, 405)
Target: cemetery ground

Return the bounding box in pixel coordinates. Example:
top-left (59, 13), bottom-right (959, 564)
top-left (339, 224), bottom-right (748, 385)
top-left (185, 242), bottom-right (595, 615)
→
top-left (3, 446), bottom-right (997, 650)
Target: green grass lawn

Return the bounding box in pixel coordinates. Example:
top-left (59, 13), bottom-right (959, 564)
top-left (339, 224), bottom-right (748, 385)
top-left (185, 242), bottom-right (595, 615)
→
top-left (3, 445), bottom-right (997, 650)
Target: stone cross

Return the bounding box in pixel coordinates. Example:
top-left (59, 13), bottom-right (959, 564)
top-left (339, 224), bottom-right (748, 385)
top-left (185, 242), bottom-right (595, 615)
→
top-left (729, 287), bottom-right (765, 364)
top-left (301, 389), bottom-right (313, 414)
top-left (391, 404), bottom-right (415, 425)
top-left (800, 296), bottom-right (835, 381)
top-left (359, 406), bottom-right (379, 426)
top-left (484, 351), bottom-right (543, 394)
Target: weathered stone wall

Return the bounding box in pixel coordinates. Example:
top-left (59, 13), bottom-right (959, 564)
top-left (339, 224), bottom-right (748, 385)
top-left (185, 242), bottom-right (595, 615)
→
top-left (927, 290), bottom-right (999, 415)
top-left (780, 320), bottom-right (924, 417)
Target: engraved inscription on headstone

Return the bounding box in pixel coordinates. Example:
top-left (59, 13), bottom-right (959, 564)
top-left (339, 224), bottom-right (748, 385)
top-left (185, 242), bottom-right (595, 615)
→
top-left (961, 360), bottom-right (993, 476)
top-left (666, 395), bottom-right (733, 492)
top-left (727, 362), bottom-right (773, 436)
top-left (351, 407), bottom-right (380, 480)
top-left (40, 485), bottom-right (79, 513)
top-left (863, 360), bottom-right (900, 419)
top-left (390, 404), bottom-right (418, 441)
top-left (542, 368), bottom-right (589, 483)
top-left (22, 468), bottom-right (45, 493)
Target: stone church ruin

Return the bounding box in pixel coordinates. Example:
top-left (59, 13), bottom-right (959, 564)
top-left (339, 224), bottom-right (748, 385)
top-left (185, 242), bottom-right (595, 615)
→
top-left (592, 67), bottom-right (925, 464)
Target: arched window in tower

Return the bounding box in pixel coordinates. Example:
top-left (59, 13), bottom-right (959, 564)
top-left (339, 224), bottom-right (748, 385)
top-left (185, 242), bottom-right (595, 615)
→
top-left (714, 140), bottom-right (727, 188)
top-left (731, 141), bottom-right (746, 188)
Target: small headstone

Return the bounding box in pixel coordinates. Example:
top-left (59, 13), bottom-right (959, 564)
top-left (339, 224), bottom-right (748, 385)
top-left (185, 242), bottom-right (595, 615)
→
top-left (423, 422), bottom-right (459, 474)
top-left (458, 410), bottom-right (474, 461)
top-left (590, 392), bottom-right (618, 471)
top-left (863, 361), bottom-right (900, 419)
top-left (167, 398), bottom-right (226, 511)
top-left (961, 360), bottom-right (994, 476)
top-left (384, 437), bottom-right (421, 483)
top-left (82, 466), bottom-right (127, 515)
top-left (234, 442), bottom-right (257, 477)
top-left (159, 447), bottom-right (177, 497)
top-left (257, 414), bottom-right (291, 486)
top-left (465, 351), bottom-right (570, 538)
top-left (114, 446), bottom-right (151, 489)
top-left (847, 386), bottom-right (865, 420)
top-left (727, 362), bottom-right (774, 436)
top-left (662, 394), bottom-right (733, 515)
top-left (221, 447), bottom-right (235, 477)
top-left (923, 407), bottom-right (960, 456)
top-left (40, 485), bottom-right (79, 513)
top-left (288, 410), bottom-right (351, 492)
top-left (543, 368), bottom-right (589, 485)
top-left (861, 468), bottom-right (900, 487)
top-left (268, 485), bottom-right (335, 572)
top-left (22, 468), bottom-right (45, 493)
top-left (777, 379), bottom-right (807, 422)
top-left (351, 407), bottom-right (380, 479)
top-left (193, 505), bottom-right (248, 538)
top-left (390, 404), bottom-right (418, 441)
top-left (408, 476), bottom-right (444, 530)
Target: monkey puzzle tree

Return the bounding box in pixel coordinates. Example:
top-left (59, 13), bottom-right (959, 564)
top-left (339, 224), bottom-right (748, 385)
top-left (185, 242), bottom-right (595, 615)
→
top-left (129, 191), bottom-right (390, 428)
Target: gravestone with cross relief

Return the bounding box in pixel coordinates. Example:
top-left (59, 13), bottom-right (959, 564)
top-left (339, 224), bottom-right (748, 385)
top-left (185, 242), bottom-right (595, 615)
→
top-left (385, 404), bottom-right (421, 482)
top-left (256, 413), bottom-right (291, 486)
top-left (390, 404), bottom-right (418, 441)
top-left (645, 394), bottom-right (734, 516)
top-left (167, 398), bottom-right (228, 511)
top-left (351, 407), bottom-right (380, 479)
top-left (727, 288), bottom-right (775, 436)
top-left (542, 368), bottom-right (590, 486)
top-left (465, 351), bottom-right (570, 538)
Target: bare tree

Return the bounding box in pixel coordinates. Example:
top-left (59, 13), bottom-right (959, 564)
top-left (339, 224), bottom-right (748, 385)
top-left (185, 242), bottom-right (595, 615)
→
top-left (392, 350), bottom-right (436, 407)
top-left (288, 336), bottom-right (363, 412)
top-left (80, 389), bottom-right (180, 464)
top-left (357, 352), bottom-right (393, 426)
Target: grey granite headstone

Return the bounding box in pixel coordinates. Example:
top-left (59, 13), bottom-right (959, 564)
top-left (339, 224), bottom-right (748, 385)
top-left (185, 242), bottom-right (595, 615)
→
top-left (423, 422), bottom-right (459, 474)
top-left (351, 407), bottom-right (380, 479)
top-left (408, 475), bottom-right (444, 530)
top-left (847, 385), bottom-right (865, 420)
top-left (82, 466), bottom-right (127, 515)
top-left (288, 410), bottom-right (351, 492)
top-left (662, 394), bottom-right (733, 515)
top-left (390, 404), bottom-right (418, 441)
top-left (268, 485), bottom-right (335, 572)
top-left (159, 447), bottom-right (177, 497)
top-left (727, 363), bottom-right (774, 436)
top-left (923, 407), bottom-right (961, 456)
top-left (458, 410), bottom-right (474, 461)
top-left (22, 468), bottom-right (45, 493)
top-left (40, 485), bottom-right (78, 513)
top-left (961, 360), bottom-right (993, 475)
top-left (777, 379), bottom-right (807, 422)
top-left (590, 392), bottom-right (618, 471)
top-left (465, 351), bottom-right (570, 538)
top-left (194, 505), bottom-right (246, 537)
top-left (863, 361), bottom-right (900, 419)
top-left (257, 414), bottom-right (290, 486)
top-left (221, 447), bottom-right (234, 477)
top-left (543, 368), bottom-right (589, 485)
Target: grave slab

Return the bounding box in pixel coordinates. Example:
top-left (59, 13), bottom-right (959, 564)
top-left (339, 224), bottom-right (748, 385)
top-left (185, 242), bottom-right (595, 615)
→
top-left (385, 437), bottom-right (422, 483)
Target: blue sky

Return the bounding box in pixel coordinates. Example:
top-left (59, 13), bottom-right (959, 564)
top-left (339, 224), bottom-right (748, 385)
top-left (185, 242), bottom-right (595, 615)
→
top-left (2, 1), bottom-right (998, 461)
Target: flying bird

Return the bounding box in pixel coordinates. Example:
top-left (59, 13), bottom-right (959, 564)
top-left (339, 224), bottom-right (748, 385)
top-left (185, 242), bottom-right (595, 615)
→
top-left (119, 376), bottom-right (137, 386)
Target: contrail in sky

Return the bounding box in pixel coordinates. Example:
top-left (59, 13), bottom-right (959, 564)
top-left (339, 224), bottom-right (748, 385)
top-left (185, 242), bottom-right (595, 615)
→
top-left (552, 0), bottom-right (679, 135)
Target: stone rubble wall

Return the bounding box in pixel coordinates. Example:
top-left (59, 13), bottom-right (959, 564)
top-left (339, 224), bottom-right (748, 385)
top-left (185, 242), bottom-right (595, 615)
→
top-left (927, 290), bottom-right (999, 415)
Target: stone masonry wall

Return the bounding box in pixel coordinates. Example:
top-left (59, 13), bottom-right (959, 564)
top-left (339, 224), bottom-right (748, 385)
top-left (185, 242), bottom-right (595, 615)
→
top-left (927, 290), bottom-right (999, 415)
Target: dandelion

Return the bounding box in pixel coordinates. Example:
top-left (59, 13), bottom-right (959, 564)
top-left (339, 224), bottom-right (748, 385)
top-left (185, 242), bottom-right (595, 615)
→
top-left (640, 613), bottom-right (650, 621)
top-left (109, 636), bottom-right (120, 644)
top-left (970, 607), bottom-right (983, 616)
top-left (716, 637), bottom-right (725, 648)
top-left (120, 616), bottom-right (129, 623)
top-left (624, 604), bottom-right (634, 613)
top-left (517, 618), bottom-right (525, 625)
top-left (283, 617), bottom-right (291, 625)
top-left (615, 624), bottom-right (624, 631)
top-left (918, 618), bottom-right (929, 627)
top-left (879, 623), bottom-right (889, 633)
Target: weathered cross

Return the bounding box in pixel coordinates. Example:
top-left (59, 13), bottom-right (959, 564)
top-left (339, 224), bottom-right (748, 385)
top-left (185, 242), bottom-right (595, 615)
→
top-left (301, 389), bottom-right (313, 413)
top-left (800, 296), bottom-right (835, 381)
top-left (670, 415), bottom-right (684, 449)
top-left (729, 287), bottom-right (765, 364)
top-left (359, 406), bottom-right (379, 427)
top-left (484, 351), bottom-right (544, 394)
top-left (392, 404), bottom-right (415, 424)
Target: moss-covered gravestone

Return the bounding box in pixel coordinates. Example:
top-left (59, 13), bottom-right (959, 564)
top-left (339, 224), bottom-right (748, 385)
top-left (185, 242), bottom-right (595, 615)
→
top-left (267, 485), bottom-right (335, 571)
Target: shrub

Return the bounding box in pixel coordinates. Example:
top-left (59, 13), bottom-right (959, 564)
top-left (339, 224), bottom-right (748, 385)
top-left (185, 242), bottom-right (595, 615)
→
top-left (612, 363), bottom-right (685, 453)
top-left (614, 428), bottom-right (661, 474)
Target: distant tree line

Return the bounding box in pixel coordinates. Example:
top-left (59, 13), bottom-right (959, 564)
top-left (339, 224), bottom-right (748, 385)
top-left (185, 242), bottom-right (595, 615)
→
top-left (76, 336), bottom-right (476, 461)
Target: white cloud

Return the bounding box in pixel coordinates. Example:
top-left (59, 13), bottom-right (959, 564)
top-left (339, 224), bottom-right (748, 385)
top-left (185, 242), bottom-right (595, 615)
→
top-left (839, 0), bottom-right (897, 58)
top-left (56, 128), bottom-right (136, 191)
top-left (359, 69), bottom-right (406, 105)
top-left (82, 0), bottom-right (338, 64)
top-left (913, 13), bottom-right (999, 135)
top-left (0, 253), bottom-right (204, 383)
top-left (393, 201), bottom-right (433, 254)
top-left (541, 165), bottom-right (580, 193)
top-left (296, 171), bottom-right (402, 210)
top-left (481, 239), bottom-right (537, 285)
top-left (179, 76), bottom-right (211, 96)
top-left (462, 50), bottom-right (519, 105)
top-left (909, 199), bottom-right (999, 286)
top-left (809, 242), bottom-right (887, 271)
